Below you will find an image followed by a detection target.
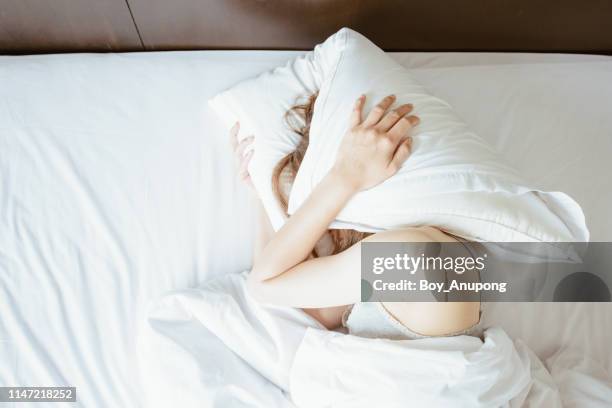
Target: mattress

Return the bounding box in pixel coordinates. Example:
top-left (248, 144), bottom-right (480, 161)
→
top-left (1, 50), bottom-right (611, 407)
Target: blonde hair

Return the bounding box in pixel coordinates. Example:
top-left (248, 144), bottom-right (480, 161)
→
top-left (271, 93), bottom-right (371, 256)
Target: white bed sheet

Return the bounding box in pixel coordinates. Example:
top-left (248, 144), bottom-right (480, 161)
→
top-left (1, 50), bottom-right (611, 407)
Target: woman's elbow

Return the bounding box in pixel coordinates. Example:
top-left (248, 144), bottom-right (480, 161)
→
top-left (245, 270), bottom-right (269, 303)
top-left (247, 262), bottom-right (291, 304)
top-left (249, 260), bottom-right (283, 283)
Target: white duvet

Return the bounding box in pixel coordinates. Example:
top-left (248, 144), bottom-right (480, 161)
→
top-left (140, 273), bottom-right (611, 408)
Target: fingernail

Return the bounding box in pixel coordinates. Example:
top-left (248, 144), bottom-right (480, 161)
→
top-left (249, 135), bottom-right (255, 140)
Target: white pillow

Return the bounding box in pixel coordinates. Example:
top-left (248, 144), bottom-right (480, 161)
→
top-left (210, 27), bottom-right (588, 242)
top-left (208, 33), bottom-right (344, 230)
top-left (287, 28), bottom-right (588, 242)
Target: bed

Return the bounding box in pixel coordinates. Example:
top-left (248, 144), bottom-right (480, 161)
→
top-left (1, 50), bottom-right (611, 407)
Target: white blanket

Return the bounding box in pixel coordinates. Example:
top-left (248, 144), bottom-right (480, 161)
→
top-left (140, 273), bottom-right (611, 407)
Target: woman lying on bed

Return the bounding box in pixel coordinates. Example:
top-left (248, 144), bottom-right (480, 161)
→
top-left (233, 94), bottom-right (481, 339)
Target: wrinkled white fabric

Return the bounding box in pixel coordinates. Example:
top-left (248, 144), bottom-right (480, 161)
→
top-left (290, 327), bottom-right (531, 408)
top-left (140, 272), bottom-right (318, 408)
top-left (208, 33), bottom-right (344, 230)
top-left (141, 273), bottom-right (611, 407)
top-left (287, 29), bottom-right (589, 243)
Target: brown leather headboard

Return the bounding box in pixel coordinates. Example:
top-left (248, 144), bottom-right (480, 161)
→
top-left (2, 0), bottom-right (612, 54)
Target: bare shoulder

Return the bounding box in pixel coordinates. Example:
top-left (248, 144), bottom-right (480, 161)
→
top-left (367, 228), bottom-right (480, 337)
top-left (362, 227), bottom-right (459, 244)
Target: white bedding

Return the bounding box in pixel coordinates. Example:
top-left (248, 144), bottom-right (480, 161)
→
top-left (142, 273), bottom-right (535, 408)
top-left (1, 50), bottom-right (611, 407)
top-left (142, 272), bottom-right (612, 407)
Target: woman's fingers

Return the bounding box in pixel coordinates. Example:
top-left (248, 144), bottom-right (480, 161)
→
top-left (230, 122), bottom-right (240, 150)
top-left (389, 114), bottom-right (420, 139)
top-left (350, 94), bottom-right (366, 127)
top-left (230, 122), bottom-right (254, 187)
top-left (236, 135), bottom-right (255, 157)
top-left (239, 149), bottom-right (254, 179)
top-left (362, 94), bottom-right (396, 127)
top-left (388, 137), bottom-right (413, 174)
top-left (376, 103), bottom-right (414, 132)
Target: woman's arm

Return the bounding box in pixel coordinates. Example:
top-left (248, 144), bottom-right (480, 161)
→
top-left (251, 169), bottom-right (356, 281)
top-left (248, 94), bottom-right (420, 306)
top-left (252, 198), bottom-right (275, 265)
top-left (248, 227), bottom-right (450, 308)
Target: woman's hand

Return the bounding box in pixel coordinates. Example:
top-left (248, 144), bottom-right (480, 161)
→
top-left (332, 94), bottom-right (419, 192)
top-left (230, 122), bottom-right (277, 264)
top-left (229, 122), bottom-right (255, 188)
top-left (250, 94), bottom-right (419, 285)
